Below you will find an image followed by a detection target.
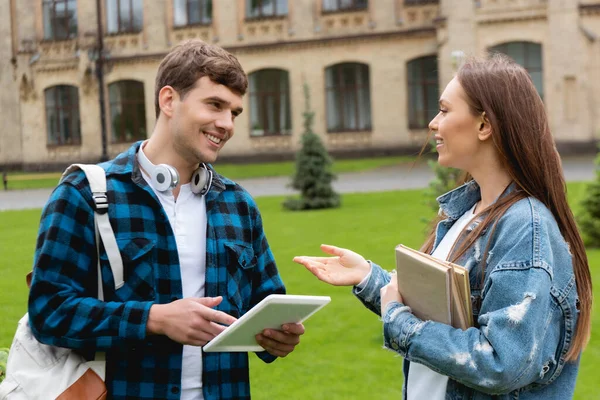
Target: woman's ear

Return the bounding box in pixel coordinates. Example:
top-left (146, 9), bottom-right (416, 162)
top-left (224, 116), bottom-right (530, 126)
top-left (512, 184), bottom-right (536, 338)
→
top-left (478, 111), bottom-right (492, 141)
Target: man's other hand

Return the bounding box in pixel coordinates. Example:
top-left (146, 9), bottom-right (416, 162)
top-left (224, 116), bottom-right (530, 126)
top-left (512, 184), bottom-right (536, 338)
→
top-left (255, 323), bottom-right (305, 357)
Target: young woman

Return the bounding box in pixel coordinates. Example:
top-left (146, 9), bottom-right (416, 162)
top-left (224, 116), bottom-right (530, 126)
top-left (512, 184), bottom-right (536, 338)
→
top-left (294, 54), bottom-right (592, 399)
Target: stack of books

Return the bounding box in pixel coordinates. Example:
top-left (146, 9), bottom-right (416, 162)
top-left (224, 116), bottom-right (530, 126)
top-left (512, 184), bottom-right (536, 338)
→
top-left (394, 244), bottom-right (473, 330)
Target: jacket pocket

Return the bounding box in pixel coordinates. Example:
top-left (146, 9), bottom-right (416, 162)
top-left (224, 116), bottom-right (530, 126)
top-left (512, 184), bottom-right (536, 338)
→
top-left (224, 242), bottom-right (256, 314)
top-left (100, 238), bottom-right (156, 301)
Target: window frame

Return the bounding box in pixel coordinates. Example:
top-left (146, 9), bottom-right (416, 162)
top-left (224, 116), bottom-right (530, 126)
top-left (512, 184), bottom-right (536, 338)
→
top-left (245, 0), bottom-right (288, 20)
top-left (489, 41), bottom-right (544, 99)
top-left (322, 0), bottom-right (368, 14)
top-left (44, 85), bottom-right (82, 146)
top-left (108, 80), bottom-right (147, 144)
top-left (325, 62), bottom-right (372, 133)
top-left (248, 69), bottom-right (292, 137)
top-left (42, 0), bottom-right (78, 41)
top-left (406, 55), bottom-right (439, 130)
top-left (106, 0), bottom-right (143, 34)
top-left (404, 0), bottom-right (440, 6)
top-left (173, 0), bottom-right (212, 27)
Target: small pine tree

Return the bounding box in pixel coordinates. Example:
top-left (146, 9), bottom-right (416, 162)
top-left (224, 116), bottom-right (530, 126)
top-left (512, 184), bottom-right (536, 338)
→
top-left (283, 84), bottom-right (340, 211)
top-left (577, 146), bottom-right (600, 247)
top-left (424, 142), bottom-right (462, 212)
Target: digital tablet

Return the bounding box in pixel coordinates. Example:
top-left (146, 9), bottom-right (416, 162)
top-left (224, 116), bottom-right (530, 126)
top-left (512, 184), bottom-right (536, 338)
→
top-left (202, 294), bottom-right (331, 352)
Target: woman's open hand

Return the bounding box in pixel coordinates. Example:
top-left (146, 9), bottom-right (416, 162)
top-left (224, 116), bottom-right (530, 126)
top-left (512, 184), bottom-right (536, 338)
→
top-left (293, 244), bottom-right (372, 286)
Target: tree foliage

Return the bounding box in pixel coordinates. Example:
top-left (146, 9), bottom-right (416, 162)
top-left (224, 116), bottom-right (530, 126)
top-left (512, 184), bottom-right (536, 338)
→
top-left (283, 84), bottom-right (340, 211)
top-left (577, 146), bottom-right (600, 247)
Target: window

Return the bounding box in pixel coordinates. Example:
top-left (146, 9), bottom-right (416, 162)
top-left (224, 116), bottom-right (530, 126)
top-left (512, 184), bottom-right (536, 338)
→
top-left (108, 80), bottom-right (147, 143)
top-left (106, 0), bottom-right (143, 34)
top-left (322, 0), bottom-right (368, 13)
top-left (45, 85), bottom-right (81, 146)
top-left (246, 0), bottom-right (288, 19)
top-left (249, 69), bottom-right (291, 136)
top-left (42, 0), bottom-right (78, 40)
top-left (404, 0), bottom-right (439, 5)
top-left (407, 55), bottom-right (438, 129)
top-left (489, 42), bottom-right (543, 98)
top-left (325, 63), bottom-right (371, 132)
top-left (174, 0), bottom-right (212, 26)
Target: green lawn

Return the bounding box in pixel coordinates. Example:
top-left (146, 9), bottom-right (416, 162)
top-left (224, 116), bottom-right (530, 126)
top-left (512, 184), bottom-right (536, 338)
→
top-left (2, 155), bottom-right (416, 190)
top-left (0, 184), bottom-right (598, 399)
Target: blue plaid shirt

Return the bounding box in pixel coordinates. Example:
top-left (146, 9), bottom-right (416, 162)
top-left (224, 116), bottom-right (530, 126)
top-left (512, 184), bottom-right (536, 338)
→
top-left (28, 142), bottom-right (285, 399)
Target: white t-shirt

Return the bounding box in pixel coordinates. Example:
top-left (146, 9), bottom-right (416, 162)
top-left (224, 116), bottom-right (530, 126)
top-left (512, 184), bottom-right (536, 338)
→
top-left (407, 204), bottom-right (476, 400)
top-left (140, 167), bottom-right (207, 400)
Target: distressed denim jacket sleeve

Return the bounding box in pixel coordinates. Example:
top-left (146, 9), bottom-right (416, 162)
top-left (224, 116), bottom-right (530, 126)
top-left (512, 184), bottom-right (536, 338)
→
top-left (355, 260), bottom-right (556, 395)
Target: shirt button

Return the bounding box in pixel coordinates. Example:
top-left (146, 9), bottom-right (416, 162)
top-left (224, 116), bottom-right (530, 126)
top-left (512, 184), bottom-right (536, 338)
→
top-left (171, 386), bottom-right (180, 394)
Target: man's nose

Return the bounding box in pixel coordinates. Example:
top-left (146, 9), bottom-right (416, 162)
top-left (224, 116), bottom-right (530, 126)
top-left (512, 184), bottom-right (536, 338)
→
top-left (215, 111), bottom-right (234, 132)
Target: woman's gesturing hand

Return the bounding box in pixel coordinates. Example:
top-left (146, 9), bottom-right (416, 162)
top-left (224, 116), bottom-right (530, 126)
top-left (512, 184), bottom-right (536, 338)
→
top-left (293, 244), bottom-right (372, 286)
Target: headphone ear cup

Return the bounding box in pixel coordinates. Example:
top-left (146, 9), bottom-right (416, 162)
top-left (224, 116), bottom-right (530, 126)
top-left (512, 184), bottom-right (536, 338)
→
top-left (153, 164), bottom-right (179, 192)
top-left (191, 164), bottom-right (213, 195)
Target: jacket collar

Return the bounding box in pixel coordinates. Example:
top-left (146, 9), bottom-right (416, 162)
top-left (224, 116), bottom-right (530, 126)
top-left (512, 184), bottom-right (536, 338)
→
top-left (437, 180), bottom-right (482, 220)
top-left (437, 179), bottom-right (518, 220)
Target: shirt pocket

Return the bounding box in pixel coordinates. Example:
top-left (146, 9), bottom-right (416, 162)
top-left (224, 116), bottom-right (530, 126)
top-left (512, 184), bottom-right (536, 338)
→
top-left (100, 237), bottom-right (156, 302)
top-left (224, 242), bottom-right (256, 315)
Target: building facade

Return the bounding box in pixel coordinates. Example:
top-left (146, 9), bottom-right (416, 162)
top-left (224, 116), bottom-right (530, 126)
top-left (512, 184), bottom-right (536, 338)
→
top-left (1, 0), bottom-right (599, 169)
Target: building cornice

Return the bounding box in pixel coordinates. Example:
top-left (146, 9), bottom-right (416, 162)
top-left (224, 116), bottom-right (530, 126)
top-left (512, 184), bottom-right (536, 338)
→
top-left (107, 27), bottom-right (436, 63)
top-left (476, 7), bottom-right (546, 25)
top-left (580, 3), bottom-right (600, 16)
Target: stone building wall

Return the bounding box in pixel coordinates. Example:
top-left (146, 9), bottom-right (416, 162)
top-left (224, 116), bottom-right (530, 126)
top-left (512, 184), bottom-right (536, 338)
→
top-left (1, 0), bottom-right (599, 168)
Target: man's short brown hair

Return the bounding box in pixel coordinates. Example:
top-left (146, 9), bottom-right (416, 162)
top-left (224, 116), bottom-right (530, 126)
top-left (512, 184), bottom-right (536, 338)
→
top-left (154, 40), bottom-right (248, 118)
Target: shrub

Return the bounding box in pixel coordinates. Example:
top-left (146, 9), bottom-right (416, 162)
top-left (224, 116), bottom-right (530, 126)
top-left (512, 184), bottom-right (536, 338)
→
top-left (0, 347), bottom-right (8, 383)
top-left (577, 146), bottom-right (600, 247)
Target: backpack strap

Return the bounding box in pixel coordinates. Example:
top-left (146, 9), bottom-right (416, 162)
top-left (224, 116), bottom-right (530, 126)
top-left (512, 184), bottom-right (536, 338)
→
top-left (61, 164), bottom-right (124, 299)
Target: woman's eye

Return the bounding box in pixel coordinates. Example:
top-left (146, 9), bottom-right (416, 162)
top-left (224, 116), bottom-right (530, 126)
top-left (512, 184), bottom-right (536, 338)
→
top-left (439, 108), bottom-right (447, 114)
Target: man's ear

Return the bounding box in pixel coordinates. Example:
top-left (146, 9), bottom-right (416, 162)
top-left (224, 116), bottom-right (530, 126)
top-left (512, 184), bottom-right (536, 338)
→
top-left (478, 111), bottom-right (492, 141)
top-left (158, 86), bottom-right (178, 118)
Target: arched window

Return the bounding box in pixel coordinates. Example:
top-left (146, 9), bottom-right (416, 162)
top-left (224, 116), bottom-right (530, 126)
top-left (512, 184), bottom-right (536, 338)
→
top-left (106, 0), bottom-right (143, 34)
top-left (248, 69), bottom-right (292, 136)
top-left (44, 85), bottom-right (81, 146)
top-left (489, 42), bottom-right (543, 98)
top-left (325, 62), bottom-right (371, 132)
top-left (108, 80), bottom-right (147, 143)
top-left (406, 55), bottom-right (438, 129)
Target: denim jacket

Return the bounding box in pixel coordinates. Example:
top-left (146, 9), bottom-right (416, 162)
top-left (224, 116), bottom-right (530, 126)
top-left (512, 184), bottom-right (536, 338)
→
top-left (354, 180), bottom-right (580, 399)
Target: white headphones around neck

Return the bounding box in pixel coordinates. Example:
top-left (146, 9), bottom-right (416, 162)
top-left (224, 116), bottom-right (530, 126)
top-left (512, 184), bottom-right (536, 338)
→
top-left (138, 145), bottom-right (213, 195)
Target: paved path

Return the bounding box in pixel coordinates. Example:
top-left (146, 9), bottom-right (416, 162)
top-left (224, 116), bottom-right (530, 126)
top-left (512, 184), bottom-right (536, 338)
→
top-left (0, 155), bottom-right (596, 211)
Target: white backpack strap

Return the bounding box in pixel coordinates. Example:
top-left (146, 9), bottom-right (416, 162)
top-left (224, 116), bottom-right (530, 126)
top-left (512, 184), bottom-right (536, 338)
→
top-left (62, 164), bottom-right (124, 298)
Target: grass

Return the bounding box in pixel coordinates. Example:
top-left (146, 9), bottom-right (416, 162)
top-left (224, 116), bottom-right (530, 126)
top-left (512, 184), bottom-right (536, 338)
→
top-left (2, 155), bottom-right (416, 190)
top-left (0, 184), bottom-right (598, 399)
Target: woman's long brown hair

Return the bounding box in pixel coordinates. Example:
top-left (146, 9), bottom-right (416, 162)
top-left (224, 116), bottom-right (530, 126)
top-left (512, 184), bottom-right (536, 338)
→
top-left (421, 54), bottom-right (592, 361)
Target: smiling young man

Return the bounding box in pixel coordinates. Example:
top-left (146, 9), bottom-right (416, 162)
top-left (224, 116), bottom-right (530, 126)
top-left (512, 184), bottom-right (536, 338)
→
top-left (28, 40), bottom-right (304, 400)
